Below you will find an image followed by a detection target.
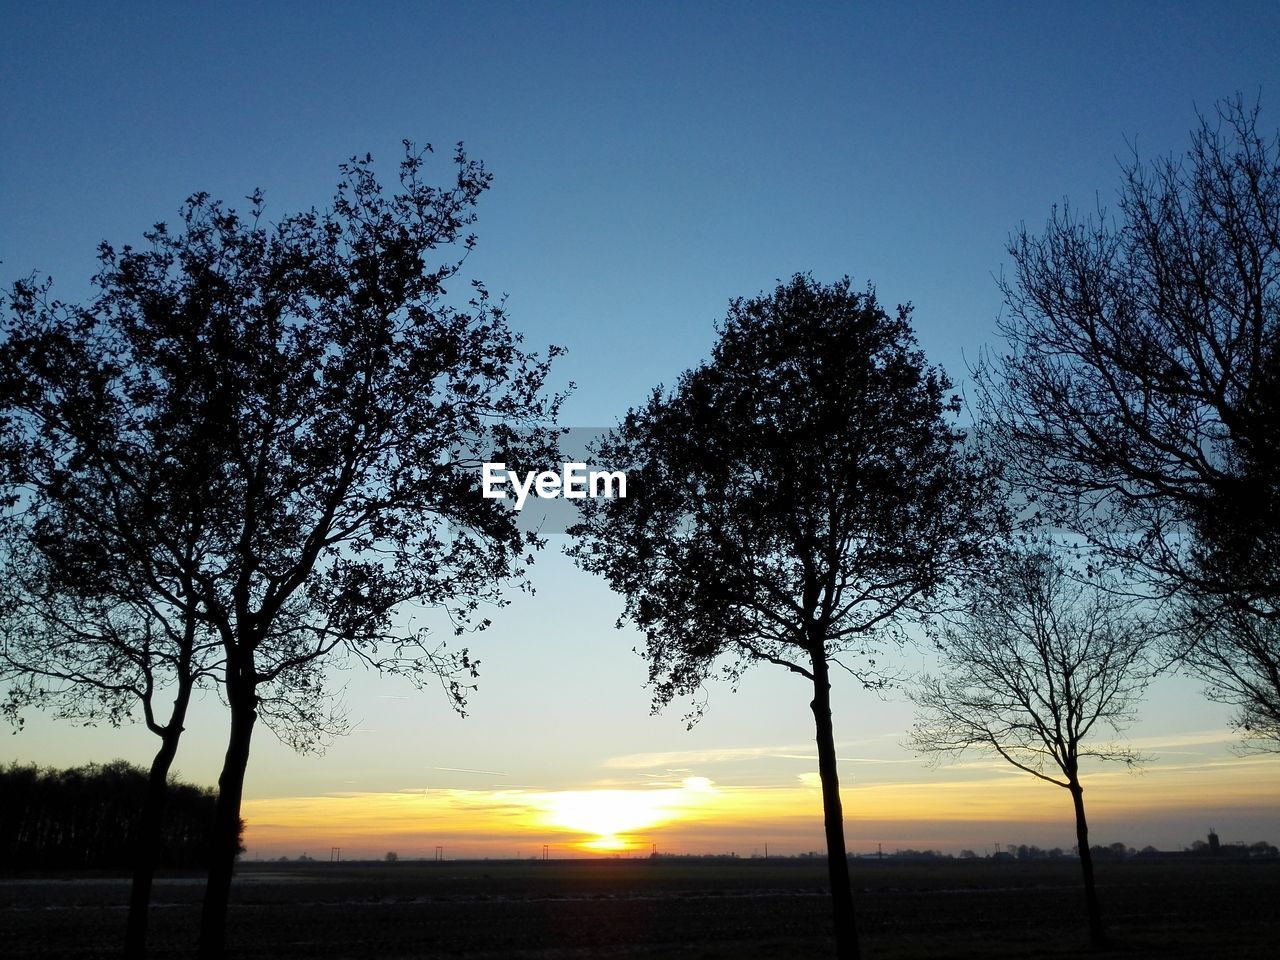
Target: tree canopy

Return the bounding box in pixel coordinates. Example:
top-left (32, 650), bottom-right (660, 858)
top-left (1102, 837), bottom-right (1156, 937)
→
top-left (982, 96), bottom-right (1280, 752)
top-left (570, 273), bottom-right (999, 960)
top-left (984, 96), bottom-right (1280, 609)
top-left (572, 274), bottom-right (995, 714)
top-left (0, 141), bottom-right (565, 957)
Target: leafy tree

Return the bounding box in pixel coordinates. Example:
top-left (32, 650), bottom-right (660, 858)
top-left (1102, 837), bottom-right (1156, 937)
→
top-left (570, 274), bottom-right (997, 960)
top-left (980, 96), bottom-right (1280, 745)
top-left (0, 472), bottom-right (335, 957)
top-left (1, 250), bottom-right (273, 954)
top-left (1, 142), bottom-right (563, 957)
top-left (909, 547), bottom-right (1153, 948)
top-left (0, 555), bottom-right (217, 953)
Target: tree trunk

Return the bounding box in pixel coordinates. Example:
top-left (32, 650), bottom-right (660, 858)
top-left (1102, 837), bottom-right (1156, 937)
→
top-left (198, 681), bottom-right (257, 959)
top-left (810, 654), bottom-right (860, 960)
top-left (1069, 780), bottom-right (1106, 949)
top-left (122, 717), bottom-right (186, 958)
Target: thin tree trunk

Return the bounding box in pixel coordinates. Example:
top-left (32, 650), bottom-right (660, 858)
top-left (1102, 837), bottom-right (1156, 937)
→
top-left (1069, 780), bottom-right (1106, 948)
top-left (810, 653), bottom-right (860, 960)
top-left (122, 717), bottom-right (186, 958)
top-left (198, 681), bottom-right (257, 959)
top-left (124, 618), bottom-right (197, 960)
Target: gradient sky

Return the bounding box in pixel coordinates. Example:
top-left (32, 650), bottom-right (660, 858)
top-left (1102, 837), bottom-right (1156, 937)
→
top-left (3, 2), bottom-right (1280, 859)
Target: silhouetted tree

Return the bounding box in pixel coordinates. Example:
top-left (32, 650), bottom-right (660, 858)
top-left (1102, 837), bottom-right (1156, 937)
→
top-left (0, 541), bottom-right (334, 955)
top-left (0, 592), bottom-right (215, 954)
top-left (980, 96), bottom-right (1280, 745)
top-left (3, 202), bottom-right (350, 956)
top-left (1177, 603), bottom-right (1280, 749)
top-left (909, 547), bottom-right (1153, 948)
top-left (3, 142), bottom-right (563, 958)
top-left (1, 259), bottom-right (249, 955)
top-left (570, 274), bottom-right (997, 960)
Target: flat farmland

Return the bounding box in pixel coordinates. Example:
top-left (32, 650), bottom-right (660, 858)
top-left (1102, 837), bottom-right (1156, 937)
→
top-left (3, 857), bottom-right (1278, 958)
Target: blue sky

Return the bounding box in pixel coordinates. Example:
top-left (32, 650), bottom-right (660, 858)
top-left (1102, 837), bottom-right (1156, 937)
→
top-left (3, 2), bottom-right (1280, 856)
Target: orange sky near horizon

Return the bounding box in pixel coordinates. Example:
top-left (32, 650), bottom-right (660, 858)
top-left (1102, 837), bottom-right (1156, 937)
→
top-left (240, 743), bottom-right (1280, 861)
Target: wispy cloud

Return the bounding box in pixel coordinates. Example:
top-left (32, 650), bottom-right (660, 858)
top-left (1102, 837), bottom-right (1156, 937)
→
top-left (1126, 729), bottom-right (1236, 751)
top-left (603, 744), bottom-right (813, 769)
top-left (841, 757), bottom-right (920, 765)
top-left (604, 741), bottom-right (908, 770)
top-left (239, 748), bottom-right (1280, 861)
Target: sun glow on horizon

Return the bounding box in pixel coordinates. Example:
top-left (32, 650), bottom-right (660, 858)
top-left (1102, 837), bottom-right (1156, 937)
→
top-left (534, 776), bottom-right (718, 851)
top-left (583, 834), bottom-right (631, 852)
top-left (236, 736), bottom-right (1280, 859)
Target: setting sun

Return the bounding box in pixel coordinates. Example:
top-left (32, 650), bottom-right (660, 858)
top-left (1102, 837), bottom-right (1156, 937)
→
top-left (534, 777), bottom-right (718, 851)
top-left (583, 834), bottom-right (630, 852)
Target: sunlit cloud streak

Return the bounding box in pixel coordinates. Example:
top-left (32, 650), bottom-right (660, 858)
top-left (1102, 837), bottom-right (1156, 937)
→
top-left (240, 745), bottom-right (1280, 861)
top-left (603, 738), bottom-right (905, 770)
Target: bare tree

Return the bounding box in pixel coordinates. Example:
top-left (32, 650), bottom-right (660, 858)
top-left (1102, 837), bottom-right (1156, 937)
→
top-left (1178, 601), bottom-right (1280, 749)
top-left (984, 96), bottom-right (1280, 601)
top-left (981, 94), bottom-right (1280, 751)
top-left (909, 547), bottom-right (1152, 948)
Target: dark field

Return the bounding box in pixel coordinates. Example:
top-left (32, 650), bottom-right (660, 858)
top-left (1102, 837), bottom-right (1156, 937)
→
top-left (3, 857), bottom-right (1278, 959)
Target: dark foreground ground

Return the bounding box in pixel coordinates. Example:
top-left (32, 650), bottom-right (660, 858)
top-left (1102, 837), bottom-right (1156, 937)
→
top-left (3, 856), bottom-right (1278, 959)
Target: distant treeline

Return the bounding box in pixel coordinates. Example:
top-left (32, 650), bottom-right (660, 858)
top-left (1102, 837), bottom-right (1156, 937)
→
top-left (652, 840), bottom-right (1280, 863)
top-left (891, 841), bottom-right (1280, 862)
top-left (0, 761), bottom-right (236, 870)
